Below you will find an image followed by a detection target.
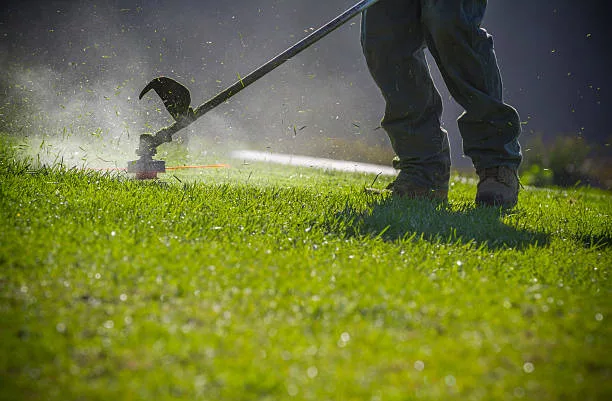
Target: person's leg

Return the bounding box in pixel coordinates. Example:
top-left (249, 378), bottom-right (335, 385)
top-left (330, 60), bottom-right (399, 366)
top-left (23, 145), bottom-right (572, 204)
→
top-left (361, 0), bottom-right (450, 197)
top-left (421, 0), bottom-right (521, 205)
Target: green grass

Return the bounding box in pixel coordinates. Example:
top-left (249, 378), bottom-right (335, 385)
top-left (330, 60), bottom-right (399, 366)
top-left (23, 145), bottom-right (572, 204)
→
top-left (1, 137), bottom-right (611, 401)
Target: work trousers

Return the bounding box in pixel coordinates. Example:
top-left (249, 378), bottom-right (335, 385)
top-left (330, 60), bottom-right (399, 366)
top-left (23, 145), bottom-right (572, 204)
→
top-left (361, 0), bottom-right (522, 189)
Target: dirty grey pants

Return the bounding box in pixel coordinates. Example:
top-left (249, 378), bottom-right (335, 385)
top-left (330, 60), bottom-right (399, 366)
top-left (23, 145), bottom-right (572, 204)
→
top-left (361, 0), bottom-right (522, 190)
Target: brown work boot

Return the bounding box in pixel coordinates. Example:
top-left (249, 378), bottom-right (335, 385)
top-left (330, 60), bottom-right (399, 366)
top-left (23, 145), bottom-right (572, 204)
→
top-left (476, 166), bottom-right (520, 208)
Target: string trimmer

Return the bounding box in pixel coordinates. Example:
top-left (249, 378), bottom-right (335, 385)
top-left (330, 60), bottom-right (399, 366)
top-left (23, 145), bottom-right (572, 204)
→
top-left (128, 0), bottom-right (379, 179)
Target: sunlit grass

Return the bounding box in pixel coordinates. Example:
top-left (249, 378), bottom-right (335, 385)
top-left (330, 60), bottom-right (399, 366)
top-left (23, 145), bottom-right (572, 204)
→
top-left (1, 137), bottom-right (610, 400)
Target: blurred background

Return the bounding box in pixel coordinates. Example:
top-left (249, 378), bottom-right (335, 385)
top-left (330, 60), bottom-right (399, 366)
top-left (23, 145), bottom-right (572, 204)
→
top-left (1, 0), bottom-right (610, 187)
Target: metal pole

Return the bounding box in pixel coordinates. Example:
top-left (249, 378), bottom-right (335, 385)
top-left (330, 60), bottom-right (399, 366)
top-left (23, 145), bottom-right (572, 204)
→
top-left (139, 0), bottom-right (379, 155)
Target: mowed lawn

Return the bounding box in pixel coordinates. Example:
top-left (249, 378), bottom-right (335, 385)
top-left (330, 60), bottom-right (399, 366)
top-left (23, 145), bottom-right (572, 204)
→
top-left (1, 139), bottom-right (611, 401)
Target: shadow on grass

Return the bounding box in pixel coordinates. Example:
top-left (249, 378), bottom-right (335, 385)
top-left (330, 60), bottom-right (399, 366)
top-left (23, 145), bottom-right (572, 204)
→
top-left (573, 232), bottom-right (612, 249)
top-left (335, 196), bottom-right (550, 250)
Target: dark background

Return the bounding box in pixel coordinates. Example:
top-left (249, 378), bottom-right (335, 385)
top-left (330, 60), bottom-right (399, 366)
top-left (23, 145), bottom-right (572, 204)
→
top-left (1, 0), bottom-right (610, 169)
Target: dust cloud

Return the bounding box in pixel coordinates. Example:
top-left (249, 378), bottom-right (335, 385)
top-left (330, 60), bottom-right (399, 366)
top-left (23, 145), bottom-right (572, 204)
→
top-left (1, 0), bottom-right (388, 169)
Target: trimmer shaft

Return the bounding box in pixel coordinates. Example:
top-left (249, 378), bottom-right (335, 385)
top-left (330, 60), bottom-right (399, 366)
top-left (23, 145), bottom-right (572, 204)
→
top-left (131, 0), bottom-right (380, 178)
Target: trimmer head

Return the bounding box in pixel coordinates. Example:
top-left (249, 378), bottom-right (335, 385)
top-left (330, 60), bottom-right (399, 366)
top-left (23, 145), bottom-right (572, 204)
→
top-left (127, 156), bottom-right (166, 180)
top-left (127, 77), bottom-right (194, 179)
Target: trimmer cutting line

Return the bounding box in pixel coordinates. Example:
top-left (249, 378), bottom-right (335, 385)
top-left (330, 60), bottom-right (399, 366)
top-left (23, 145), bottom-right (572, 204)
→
top-left (129, 0), bottom-right (380, 179)
top-left (93, 164), bottom-right (230, 179)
